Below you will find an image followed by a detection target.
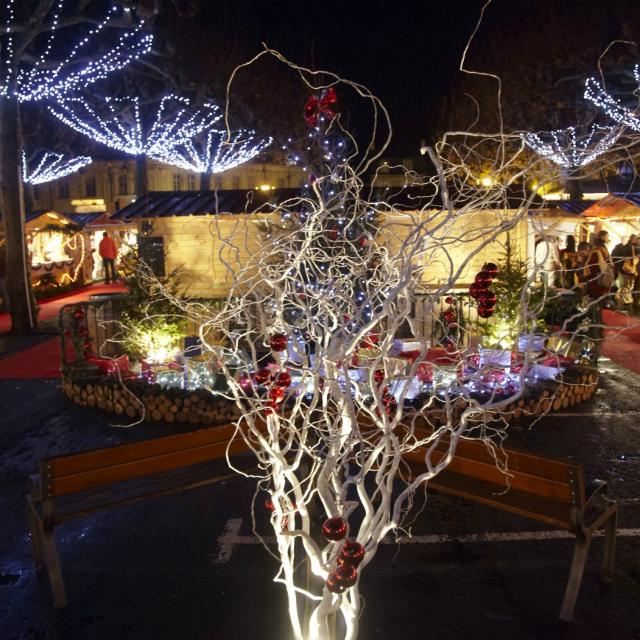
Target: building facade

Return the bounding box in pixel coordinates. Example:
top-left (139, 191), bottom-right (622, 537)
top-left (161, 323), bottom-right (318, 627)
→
top-left (29, 158), bottom-right (305, 215)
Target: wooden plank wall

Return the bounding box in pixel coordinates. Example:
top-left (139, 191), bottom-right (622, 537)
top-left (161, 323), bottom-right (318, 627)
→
top-left (141, 210), bottom-right (530, 298)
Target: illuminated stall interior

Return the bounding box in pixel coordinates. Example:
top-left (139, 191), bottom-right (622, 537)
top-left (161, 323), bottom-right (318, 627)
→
top-left (26, 210), bottom-right (93, 294)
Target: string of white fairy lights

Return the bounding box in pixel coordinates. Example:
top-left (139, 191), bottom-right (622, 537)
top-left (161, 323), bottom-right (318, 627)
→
top-left (48, 94), bottom-right (222, 158)
top-left (153, 129), bottom-right (272, 174)
top-left (1, 1), bottom-right (153, 102)
top-left (522, 124), bottom-right (619, 168)
top-left (22, 150), bottom-right (92, 185)
top-left (584, 69), bottom-right (640, 132)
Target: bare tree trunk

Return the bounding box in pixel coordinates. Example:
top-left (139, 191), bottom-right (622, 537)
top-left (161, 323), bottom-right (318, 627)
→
top-left (23, 181), bottom-right (34, 217)
top-left (135, 154), bottom-right (148, 196)
top-left (0, 98), bottom-right (37, 333)
top-left (200, 172), bottom-right (211, 190)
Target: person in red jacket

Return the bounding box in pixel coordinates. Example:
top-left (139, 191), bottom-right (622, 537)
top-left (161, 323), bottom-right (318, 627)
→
top-left (98, 231), bottom-right (118, 284)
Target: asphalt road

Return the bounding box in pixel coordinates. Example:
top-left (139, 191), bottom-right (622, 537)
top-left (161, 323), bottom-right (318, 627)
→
top-left (0, 361), bottom-right (639, 640)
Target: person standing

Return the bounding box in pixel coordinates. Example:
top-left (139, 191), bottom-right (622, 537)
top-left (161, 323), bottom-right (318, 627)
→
top-left (584, 230), bottom-right (614, 357)
top-left (619, 234), bottom-right (638, 309)
top-left (98, 231), bottom-right (118, 284)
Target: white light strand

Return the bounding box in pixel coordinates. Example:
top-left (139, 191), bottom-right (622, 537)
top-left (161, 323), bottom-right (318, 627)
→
top-left (584, 74), bottom-right (640, 132)
top-left (153, 129), bottom-right (272, 173)
top-left (522, 124), bottom-right (619, 168)
top-left (0, 2), bottom-right (153, 101)
top-left (49, 94), bottom-right (221, 157)
top-left (22, 150), bottom-right (92, 185)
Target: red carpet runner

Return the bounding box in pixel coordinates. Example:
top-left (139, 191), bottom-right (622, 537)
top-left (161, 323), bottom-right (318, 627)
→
top-left (0, 283), bottom-right (126, 379)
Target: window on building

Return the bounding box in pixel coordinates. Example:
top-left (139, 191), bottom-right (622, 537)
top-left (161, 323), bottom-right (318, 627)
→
top-left (58, 181), bottom-right (69, 199)
top-left (85, 175), bottom-right (97, 197)
top-left (118, 174), bottom-right (128, 195)
top-left (173, 173), bottom-right (181, 190)
top-left (187, 174), bottom-right (196, 190)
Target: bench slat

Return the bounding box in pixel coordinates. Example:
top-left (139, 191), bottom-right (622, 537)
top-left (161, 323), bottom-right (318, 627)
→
top-left (405, 447), bottom-right (575, 503)
top-left (45, 423), bottom-right (241, 477)
top-left (48, 434), bottom-right (251, 498)
top-left (413, 427), bottom-right (582, 484)
top-left (427, 469), bottom-right (575, 529)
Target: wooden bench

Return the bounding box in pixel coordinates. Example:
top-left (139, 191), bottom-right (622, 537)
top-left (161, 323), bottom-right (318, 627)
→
top-left (404, 433), bottom-right (618, 622)
top-left (27, 422), bottom-right (253, 609)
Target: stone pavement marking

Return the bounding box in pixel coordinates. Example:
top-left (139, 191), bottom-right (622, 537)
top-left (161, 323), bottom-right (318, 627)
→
top-left (214, 518), bottom-right (242, 563)
top-left (214, 519), bottom-right (640, 563)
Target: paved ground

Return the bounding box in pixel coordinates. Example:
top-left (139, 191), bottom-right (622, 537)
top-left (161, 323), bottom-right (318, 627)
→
top-left (0, 357), bottom-right (639, 640)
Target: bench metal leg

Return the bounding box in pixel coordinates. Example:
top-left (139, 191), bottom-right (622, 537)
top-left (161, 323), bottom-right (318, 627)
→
top-left (602, 507), bottom-right (618, 583)
top-left (559, 531), bottom-right (591, 622)
top-left (26, 497), bottom-right (44, 569)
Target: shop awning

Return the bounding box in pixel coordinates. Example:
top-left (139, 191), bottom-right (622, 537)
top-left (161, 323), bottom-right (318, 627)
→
top-left (582, 194), bottom-right (640, 219)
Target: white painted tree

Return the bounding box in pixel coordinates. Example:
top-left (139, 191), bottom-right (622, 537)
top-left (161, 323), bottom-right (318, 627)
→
top-left (164, 51), bottom-right (568, 640)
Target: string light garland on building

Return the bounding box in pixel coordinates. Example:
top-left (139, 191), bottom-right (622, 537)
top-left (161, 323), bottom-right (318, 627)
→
top-left (154, 129), bottom-right (272, 174)
top-left (1, 2), bottom-right (153, 102)
top-left (49, 94), bottom-right (222, 159)
top-left (522, 124), bottom-right (619, 168)
top-left (584, 73), bottom-right (640, 132)
top-left (22, 151), bottom-right (92, 185)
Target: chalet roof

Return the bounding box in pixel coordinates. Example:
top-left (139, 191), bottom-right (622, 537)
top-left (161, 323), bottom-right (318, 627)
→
top-left (111, 186), bottom-right (544, 221)
top-left (112, 189), bottom-right (301, 221)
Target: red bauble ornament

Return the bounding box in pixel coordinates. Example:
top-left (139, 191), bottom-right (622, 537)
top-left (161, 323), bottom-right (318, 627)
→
top-left (445, 296), bottom-right (454, 304)
top-left (269, 333), bottom-right (288, 352)
top-left (483, 262), bottom-right (499, 277)
top-left (322, 517), bottom-right (347, 541)
top-left (338, 540), bottom-right (365, 567)
top-left (268, 387), bottom-right (286, 403)
top-left (272, 369), bottom-right (292, 388)
top-left (77, 327), bottom-right (89, 337)
top-left (239, 373), bottom-right (253, 391)
top-left (265, 498), bottom-right (275, 511)
top-left (264, 401), bottom-right (280, 416)
top-left (474, 271), bottom-right (493, 288)
top-left (477, 305), bottom-right (495, 319)
top-left (469, 282), bottom-right (483, 299)
top-left (326, 564), bottom-right (358, 593)
top-left (254, 368), bottom-right (271, 385)
top-left (373, 369), bottom-right (385, 385)
top-left (477, 289), bottom-right (497, 306)
top-left (443, 310), bottom-right (455, 324)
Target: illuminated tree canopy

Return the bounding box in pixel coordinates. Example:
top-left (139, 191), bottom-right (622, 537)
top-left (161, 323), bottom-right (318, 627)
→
top-left (22, 150), bottom-right (92, 185)
top-left (49, 94), bottom-right (222, 160)
top-left (1, 1), bottom-right (153, 102)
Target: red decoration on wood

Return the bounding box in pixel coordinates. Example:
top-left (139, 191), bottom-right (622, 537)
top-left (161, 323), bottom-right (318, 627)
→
top-left (477, 305), bottom-right (495, 319)
top-left (326, 564), bottom-right (358, 593)
top-left (268, 387), bottom-right (286, 403)
top-left (304, 87), bottom-right (338, 127)
top-left (478, 290), bottom-right (497, 306)
top-left (475, 271), bottom-right (493, 288)
top-left (483, 262), bottom-right (499, 277)
top-left (338, 540), bottom-right (365, 567)
top-left (269, 333), bottom-right (288, 352)
top-left (469, 282), bottom-right (483, 299)
top-left (254, 368), bottom-right (271, 385)
top-left (322, 517), bottom-right (347, 541)
top-left (272, 369), bottom-right (292, 388)
top-left (373, 369), bottom-right (385, 385)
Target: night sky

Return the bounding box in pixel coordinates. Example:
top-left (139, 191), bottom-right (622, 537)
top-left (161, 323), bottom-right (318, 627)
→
top-left (196, 0), bottom-right (489, 155)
